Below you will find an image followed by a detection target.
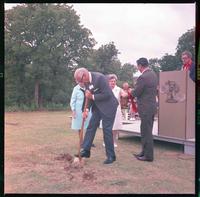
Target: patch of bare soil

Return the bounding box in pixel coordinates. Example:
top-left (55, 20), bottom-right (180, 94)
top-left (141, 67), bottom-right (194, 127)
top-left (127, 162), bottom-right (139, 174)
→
top-left (161, 152), bottom-right (195, 160)
top-left (54, 153), bottom-right (96, 182)
top-left (54, 153), bottom-right (73, 162)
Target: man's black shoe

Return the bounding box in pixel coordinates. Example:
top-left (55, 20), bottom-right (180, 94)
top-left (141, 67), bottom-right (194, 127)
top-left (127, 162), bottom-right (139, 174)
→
top-left (74, 150), bottom-right (90, 158)
top-left (80, 150), bottom-right (90, 158)
top-left (133, 152), bottom-right (144, 157)
top-left (103, 156), bottom-right (116, 164)
top-left (136, 155), bottom-right (153, 162)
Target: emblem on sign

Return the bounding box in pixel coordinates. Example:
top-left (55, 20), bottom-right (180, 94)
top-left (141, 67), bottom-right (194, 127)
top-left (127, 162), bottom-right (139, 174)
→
top-left (160, 80), bottom-right (185, 103)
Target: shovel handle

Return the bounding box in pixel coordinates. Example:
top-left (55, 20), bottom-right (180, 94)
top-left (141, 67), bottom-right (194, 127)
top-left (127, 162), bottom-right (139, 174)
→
top-left (78, 97), bottom-right (89, 161)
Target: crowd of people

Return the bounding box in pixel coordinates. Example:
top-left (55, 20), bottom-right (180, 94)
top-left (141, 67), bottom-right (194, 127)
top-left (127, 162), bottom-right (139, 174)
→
top-left (69, 51), bottom-right (195, 165)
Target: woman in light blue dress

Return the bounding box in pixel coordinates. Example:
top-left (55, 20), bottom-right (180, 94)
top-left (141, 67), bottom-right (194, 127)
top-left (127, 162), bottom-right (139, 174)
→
top-left (70, 82), bottom-right (92, 135)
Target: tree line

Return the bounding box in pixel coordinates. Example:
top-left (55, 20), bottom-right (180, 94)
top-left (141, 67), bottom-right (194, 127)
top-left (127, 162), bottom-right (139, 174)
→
top-left (5, 3), bottom-right (195, 111)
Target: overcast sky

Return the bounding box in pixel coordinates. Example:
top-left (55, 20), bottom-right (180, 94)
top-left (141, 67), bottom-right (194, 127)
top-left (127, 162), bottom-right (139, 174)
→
top-left (5, 3), bottom-right (195, 65)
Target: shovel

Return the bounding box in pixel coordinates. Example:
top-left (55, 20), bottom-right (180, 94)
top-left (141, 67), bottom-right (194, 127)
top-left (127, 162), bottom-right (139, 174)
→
top-left (78, 96), bottom-right (89, 162)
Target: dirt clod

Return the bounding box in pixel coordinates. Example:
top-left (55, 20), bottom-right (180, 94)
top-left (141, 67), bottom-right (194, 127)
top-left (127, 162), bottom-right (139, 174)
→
top-left (82, 170), bottom-right (95, 181)
top-left (71, 162), bottom-right (84, 169)
top-left (55, 153), bottom-right (73, 162)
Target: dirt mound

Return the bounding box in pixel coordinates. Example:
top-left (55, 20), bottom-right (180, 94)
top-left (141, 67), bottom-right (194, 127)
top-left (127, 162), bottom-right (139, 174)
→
top-left (82, 170), bottom-right (96, 181)
top-left (55, 153), bottom-right (96, 182)
top-left (54, 153), bottom-right (73, 162)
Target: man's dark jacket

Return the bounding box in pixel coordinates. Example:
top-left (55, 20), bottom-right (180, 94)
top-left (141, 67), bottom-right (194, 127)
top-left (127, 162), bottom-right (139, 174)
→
top-left (87, 72), bottom-right (118, 118)
top-left (132, 69), bottom-right (158, 116)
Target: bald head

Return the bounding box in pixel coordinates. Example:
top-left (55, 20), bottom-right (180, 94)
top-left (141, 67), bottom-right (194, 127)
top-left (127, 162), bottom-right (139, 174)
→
top-left (122, 82), bottom-right (129, 90)
top-left (74, 67), bottom-right (89, 84)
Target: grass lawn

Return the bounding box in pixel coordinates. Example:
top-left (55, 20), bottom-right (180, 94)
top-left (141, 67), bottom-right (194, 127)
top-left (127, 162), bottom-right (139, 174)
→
top-left (5, 111), bottom-right (195, 194)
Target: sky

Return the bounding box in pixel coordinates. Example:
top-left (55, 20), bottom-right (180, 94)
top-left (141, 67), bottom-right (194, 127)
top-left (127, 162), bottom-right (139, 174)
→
top-left (4, 3), bottom-right (195, 66)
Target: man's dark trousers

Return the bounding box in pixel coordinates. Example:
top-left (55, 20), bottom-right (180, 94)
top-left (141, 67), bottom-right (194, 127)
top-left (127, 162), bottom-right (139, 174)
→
top-left (82, 105), bottom-right (116, 159)
top-left (140, 113), bottom-right (155, 160)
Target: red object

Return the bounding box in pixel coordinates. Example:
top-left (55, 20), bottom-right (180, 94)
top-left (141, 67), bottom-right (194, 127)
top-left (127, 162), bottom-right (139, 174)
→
top-left (183, 60), bottom-right (192, 70)
top-left (128, 92), bottom-right (138, 113)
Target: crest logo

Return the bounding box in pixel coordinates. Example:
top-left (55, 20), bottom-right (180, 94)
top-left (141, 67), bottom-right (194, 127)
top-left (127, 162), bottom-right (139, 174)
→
top-left (160, 80), bottom-right (185, 103)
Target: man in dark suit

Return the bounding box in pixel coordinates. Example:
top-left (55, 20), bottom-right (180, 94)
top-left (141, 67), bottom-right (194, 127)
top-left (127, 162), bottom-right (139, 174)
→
top-left (74, 67), bottom-right (118, 164)
top-left (129, 58), bottom-right (158, 162)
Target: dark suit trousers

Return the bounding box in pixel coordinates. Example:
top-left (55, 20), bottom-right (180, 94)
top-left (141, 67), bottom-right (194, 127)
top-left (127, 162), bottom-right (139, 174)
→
top-left (82, 106), bottom-right (116, 159)
top-left (140, 113), bottom-right (154, 160)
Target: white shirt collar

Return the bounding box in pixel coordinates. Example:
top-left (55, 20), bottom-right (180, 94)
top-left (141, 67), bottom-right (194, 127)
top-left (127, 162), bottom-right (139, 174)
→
top-left (89, 72), bottom-right (92, 83)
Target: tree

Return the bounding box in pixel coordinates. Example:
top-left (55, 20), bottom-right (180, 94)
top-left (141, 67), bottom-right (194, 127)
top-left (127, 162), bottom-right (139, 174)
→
top-left (149, 58), bottom-right (161, 79)
top-left (5, 3), bottom-right (96, 108)
top-left (175, 27), bottom-right (195, 64)
top-left (149, 28), bottom-right (195, 72)
top-left (118, 63), bottom-right (137, 86)
top-left (158, 53), bottom-right (180, 71)
top-left (149, 58), bottom-right (161, 73)
top-left (95, 42), bottom-right (120, 74)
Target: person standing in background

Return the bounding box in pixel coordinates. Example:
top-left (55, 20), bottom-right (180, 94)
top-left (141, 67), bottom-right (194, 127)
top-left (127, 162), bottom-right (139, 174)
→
top-left (127, 86), bottom-right (138, 120)
top-left (129, 57), bottom-right (158, 162)
top-left (103, 74), bottom-right (127, 147)
top-left (181, 50), bottom-right (195, 82)
top-left (121, 82), bottom-right (138, 120)
top-left (120, 82), bottom-right (130, 120)
top-left (70, 82), bottom-right (92, 149)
